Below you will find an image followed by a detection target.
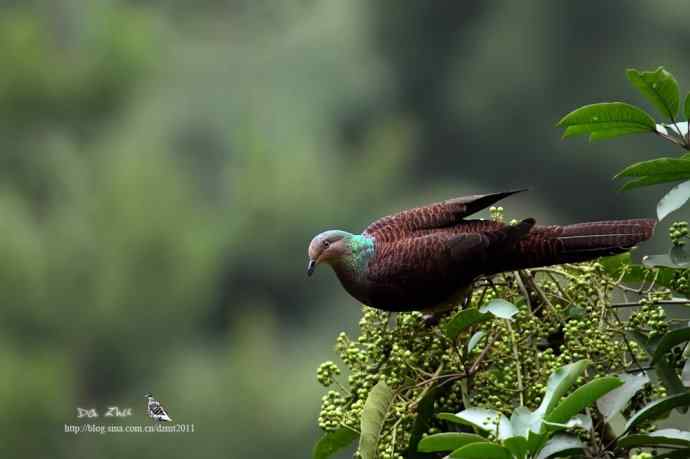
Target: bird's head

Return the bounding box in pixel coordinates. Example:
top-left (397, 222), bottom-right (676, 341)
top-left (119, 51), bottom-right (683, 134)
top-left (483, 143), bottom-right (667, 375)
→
top-left (307, 230), bottom-right (353, 276)
top-left (144, 393), bottom-right (153, 399)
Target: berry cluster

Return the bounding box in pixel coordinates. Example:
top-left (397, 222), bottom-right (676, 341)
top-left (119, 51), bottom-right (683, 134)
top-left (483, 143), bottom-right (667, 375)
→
top-left (627, 296), bottom-right (669, 339)
top-left (670, 221), bottom-right (689, 247)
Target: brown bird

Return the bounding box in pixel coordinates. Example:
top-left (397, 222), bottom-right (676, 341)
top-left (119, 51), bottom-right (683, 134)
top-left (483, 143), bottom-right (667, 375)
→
top-left (306, 190), bottom-right (655, 313)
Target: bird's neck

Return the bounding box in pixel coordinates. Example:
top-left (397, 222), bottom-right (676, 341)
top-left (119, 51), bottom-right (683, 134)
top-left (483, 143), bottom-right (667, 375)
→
top-left (331, 234), bottom-right (374, 281)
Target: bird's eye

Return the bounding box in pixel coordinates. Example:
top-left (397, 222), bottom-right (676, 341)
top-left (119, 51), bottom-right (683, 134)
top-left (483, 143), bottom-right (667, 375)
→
top-left (323, 240), bottom-right (330, 248)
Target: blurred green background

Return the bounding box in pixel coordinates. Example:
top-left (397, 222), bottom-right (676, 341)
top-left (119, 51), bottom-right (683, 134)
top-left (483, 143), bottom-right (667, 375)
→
top-left (2, 1), bottom-right (690, 457)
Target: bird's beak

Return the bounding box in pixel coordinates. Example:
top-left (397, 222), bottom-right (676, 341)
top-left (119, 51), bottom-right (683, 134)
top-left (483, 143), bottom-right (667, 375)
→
top-left (307, 259), bottom-right (316, 276)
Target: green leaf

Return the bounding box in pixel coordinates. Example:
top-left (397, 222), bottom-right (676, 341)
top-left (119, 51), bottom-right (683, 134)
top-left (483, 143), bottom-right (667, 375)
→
top-left (448, 442), bottom-right (512, 459)
top-left (618, 429), bottom-right (690, 448)
top-left (558, 102), bottom-right (656, 140)
top-left (652, 327), bottom-right (690, 363)
top-left (437, 412), bottom-right (467, 425)
top-left (607, 412), bottom-right (628, 439)
top-left (657, 449), bottom-right (690, 459)
top-left (627, 67), bottom-right (680, 120)
top-left (596, 372), bottom-right (649, 421)
top-left (417, 433), bottom-right (487, 453)
top-left (588, 126), bottom-right (651, 141)
top-left (527, 431), bottom-right (547, 456)
top-left (620, 173), bottom-right (690, 190)
top-left (625, 392), bottom-right (690, 433)
top-left (655, 356), bottom-right (687, 397)
top-left (445, 308), bottom-right (491, 340)
top-left (479, 299), bottom-right (518, 320)
top-left (509, 406), bottom-right (539, 438)
top-left (408, 387), bottom-right (441, 457)
top-left (543, 414), bottom-right (592, 431)
top-left (643, 253), bottom-right (681, 269)
top-left (313, 427), bottom-right (358, 459)
top-left (452, 407), bottom-right (512, 439)
top-left (615, 157), bottom-right (690, 178)
top-left (535, 360), bottom-right (591, 420)
top-left (685, 91), bottom-right (690, 120)
top-left (599, 252), bottom-right (648, 282)
top-left (503, 436), bottom-right (528, 459)
top-left (535, 434), bottom-right (585, 459)
top-left (545, 377), bottom-right (623, 426)
top-left (658, 180), bottom-right (690, 221)
top-left (467, 331), bottom-right (486, 353)
top-left (682, 359), bottom-right (690, 387)
top-left (359, 380), bottom-right (394, 459)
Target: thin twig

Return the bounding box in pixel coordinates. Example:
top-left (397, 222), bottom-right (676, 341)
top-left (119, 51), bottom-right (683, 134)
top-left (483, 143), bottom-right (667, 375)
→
top-left (611, 299), bottom-right (689, 308)
top-left (522, 269), bottom-right (566, 325)
top-left (514, 271), bottom-right (532, 312)
top-left (610, 308), bottom-right (646, 375)
top-left (507, 320), bottom-right (524, 406)
top-left (469, 331), bottom-right (497, 375)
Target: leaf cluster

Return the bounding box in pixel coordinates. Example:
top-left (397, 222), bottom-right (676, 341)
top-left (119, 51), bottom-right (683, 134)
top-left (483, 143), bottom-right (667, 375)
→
top-left (559, 66), bottom-right (690, 221)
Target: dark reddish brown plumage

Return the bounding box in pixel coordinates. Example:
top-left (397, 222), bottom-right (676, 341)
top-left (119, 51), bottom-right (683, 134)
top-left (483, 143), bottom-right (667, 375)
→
top-left (308, 190), bottom-right (656, 312)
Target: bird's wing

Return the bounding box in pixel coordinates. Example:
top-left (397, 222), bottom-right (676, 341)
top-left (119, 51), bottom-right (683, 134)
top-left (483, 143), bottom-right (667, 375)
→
top-left (362, 190), bottom-right (526, 242)
top-left (367, 219), bottom-right (535, 286)
top-left (365, 234), bottom-right (461, 296)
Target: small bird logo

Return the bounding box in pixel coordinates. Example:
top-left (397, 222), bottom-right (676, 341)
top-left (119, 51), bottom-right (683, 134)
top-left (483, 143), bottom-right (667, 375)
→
top-left (145, 393), bottom-right (172, 422)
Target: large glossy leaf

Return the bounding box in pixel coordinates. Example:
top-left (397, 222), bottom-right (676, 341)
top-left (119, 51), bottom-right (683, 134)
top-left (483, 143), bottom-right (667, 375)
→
top-left (596, 372), bottom-right (649, 421)
top-left (417, 433), bottom-right (487, 453)
top-left (313, 427), bottom-right (358, 459)
top-left (652, 327), bottom-right (690, 363)
top-left (627, 67), bottom-right (680, 120)
top-left (467, 331), bottom-right (486, 353)
top-left (658, 180), bottom-right (690, 221)
top-left (621, 173), bottom-right (690, 190)
top-left (643, 253), bottom-right (681, 269)
top-left (607, 412), bottom-right (628, 438)
top-left (615, 157), bottom-right (690, 178)
top-left (359, 380), bottom-right (394, 459)
top-left (408, 386), bottom-right (442, 458)
top-left (503, 436), bottom-right (528, 459)
top-left (657, 449), bottom-right (690, 459)
top-left (546, 377), bottom-right (622, 426)
top-left (448, 442), bottom-right (512, 459)
top-left (535, 360), bottom-right (591, 420)
top-left (445, 308), bottom-right (491, 340)
top-left (682, 359), bottom-right (690, 387)
top-left (625, 392), bottom-right (690, 433)
top-left (558, 102), bottom-right (656, 141)
top-left (509, 406), bottom-right (539, 438)
top-left (437, 412), bottom-right (467, 425)
top-left (451, 407), bottom-right (512, 439)
top-left (618, 429), bottom-right (690, 448)
top-left (543, 414), bottom-right (592, 431)
top-left (479, 299), bottom-right (518, 320)
top-left (535, 434), bottom-right (585, 459)
top-left (656, 356), bottom-right (687, 397)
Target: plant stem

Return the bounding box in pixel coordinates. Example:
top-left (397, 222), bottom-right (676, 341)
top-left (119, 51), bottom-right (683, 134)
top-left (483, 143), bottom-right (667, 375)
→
top-left (611, 299), bottom-right (689, 308)
top-left (507, 319), bottom-right (524, 406)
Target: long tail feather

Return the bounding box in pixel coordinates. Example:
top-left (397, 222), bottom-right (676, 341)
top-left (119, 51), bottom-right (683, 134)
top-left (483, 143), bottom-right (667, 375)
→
top-left (490, 218), bottom-right (656, 272)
